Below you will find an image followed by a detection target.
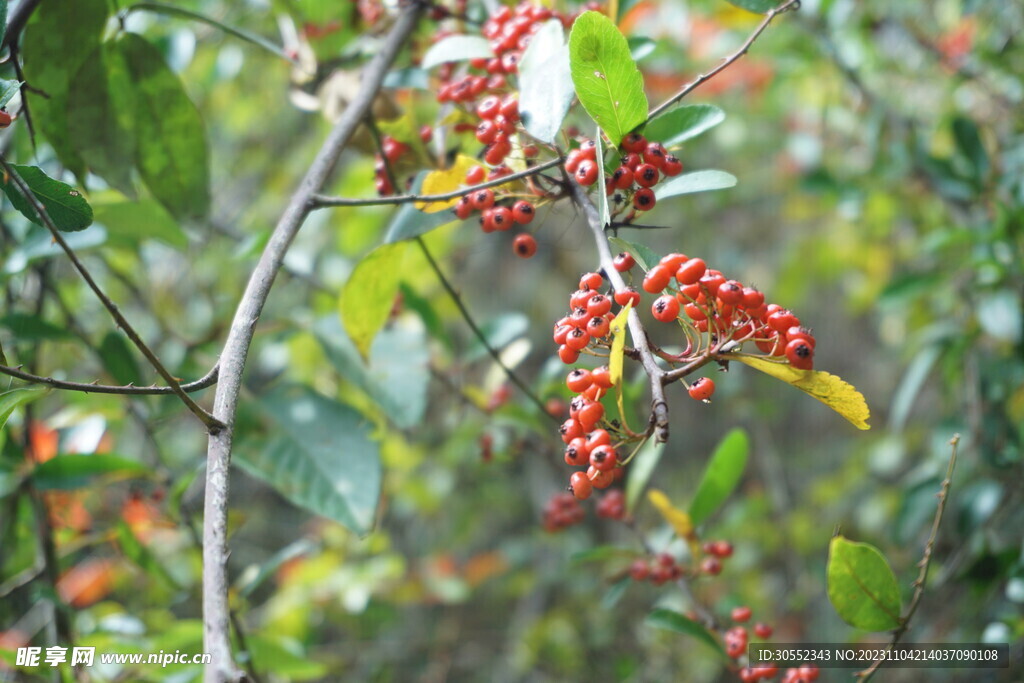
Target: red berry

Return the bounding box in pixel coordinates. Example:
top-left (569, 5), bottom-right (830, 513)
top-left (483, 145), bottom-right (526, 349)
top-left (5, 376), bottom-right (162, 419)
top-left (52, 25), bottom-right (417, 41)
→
top-left (675, 257), bottom-right (706, 285)
top-left (622, 152), bottom-right (642, 170)
top-left (614, 287), bottom-right (641, 308)
top-left (471, 188), bottom-right (495, 211)
top-left (575, 159), bottom-right (599, 186)
top-left (586, 294), bottom-right (612, 317)
top-left (490, 206), bottom-right (513, 231)
top-left (465, 165), bottom-right (486, 185)
top-left (642, 264), bottom-right (672, 293)
top-left (477, 96), bottom-right (501, 119)
top-left (579, 271), bottom-right (604, 290)
top-left (587, 465), bottom-right (614, 489)
top-left (711, 540), bottom-right (733, 558)
top-left (688, 377), bottom-right (715, 401)
top-left (511, 200), bottom-right (535, 224)
top-left (785, 338), bottom-right (814, 370)
top-left (559, 419), bottom-right (584, 443)
top-left (651, 294), bottom-right (680, 322)
top-left (754, 622), bottom-right (773, 639)
top-left (564, 327), bottom-right (590, 351)
top-left (621, 132), bottom-right (646, 154)
top-left (629, 559), bottom-right (650, 581)
top-left (382, 136), bottom-right (407, 162)
top-left (570, 471), bottom-right (593, 500)
top-left (768, 309), bottom-right (800, 333)
top-left (643, 142), bottom-right (667, 169)
top-left (717, 280), bottom-right (744, 305)
top-left (586, 316), bottom-right (610, 338)
top-left (611, 166), bottom-right (634, 189)
top-left (613, 251), bottom-right (635, 272)
top-left (588, 444), bottom-right (618, 471)
top-left (558, 344), bottom-right (580, 364)
top-left (590, 366), bottom-right (613, 389)
top-left (634, 163), bottom-right (660, 187)
top-left (577, 401), bottom-right (604, 431)
top-left (500, 95), bottom-right (519, 121)
top-left (513, 233), bottom-right (537, 258)
top-left (566, 368), bottom-right (593, 393)
top-left (701, 557), bottom-right (722, 575)
top-left (732, 606), bottom-right (753, 623)
top-left (633, 188), bottom-right (656, 210)
top-left (662, 155), bottom-right (683, 176)
top-left (484, 141), bottom-right (510, 165)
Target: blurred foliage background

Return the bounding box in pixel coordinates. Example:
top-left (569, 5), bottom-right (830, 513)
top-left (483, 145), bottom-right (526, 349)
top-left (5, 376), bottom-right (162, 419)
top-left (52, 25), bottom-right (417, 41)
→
top-left (0, 0), bottom-right (1021, 680)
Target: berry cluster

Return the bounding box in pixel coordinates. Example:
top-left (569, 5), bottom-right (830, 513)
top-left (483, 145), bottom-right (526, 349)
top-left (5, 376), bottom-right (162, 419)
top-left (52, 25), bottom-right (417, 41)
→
top-left (637, 251), bottom-right (816, 371)
top-left (542, 491), bottom-right (584, 532)
top-left (628, 552), bottom-right (684, 585)
top-left (565, 133), bottom-right (684, 214)
top-left (373, 135), bottom-right (410, 196)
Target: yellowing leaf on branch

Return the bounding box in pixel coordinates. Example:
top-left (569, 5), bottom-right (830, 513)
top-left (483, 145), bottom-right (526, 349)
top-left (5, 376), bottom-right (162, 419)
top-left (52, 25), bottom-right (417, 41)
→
top-left (735, 356), bottom-right (871, 430)
top-left (608, 301), bottom-right (631, 386)
top-left (648, 488), bottom-right (695, 540)
top-left (415, 155), bottom-right (480, 213)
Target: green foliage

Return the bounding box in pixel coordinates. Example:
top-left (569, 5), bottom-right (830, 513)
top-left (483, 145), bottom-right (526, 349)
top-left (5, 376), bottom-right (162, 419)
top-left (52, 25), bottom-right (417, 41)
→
top-left (568, 11), bottom-right (648, 145)
top-left (98, 332), bottom-right (142, 386)
top-left (643, 104), bottom-right (726, 147)
top-left (646, 609), bottom-right (727, 658)
top-left (654, 170), bottom-right (737, 200)
top-left (519, 20), bottom-right (574, 144)
top-left (0, 165), bottom-right (93, 231)
top-left (725, 0), bottom-right (779, 13)
top-left (31, 454), bottom-right (149, 490)
top-left (0, 385), bottom-right (49, 431)
top-left (827, 536), bottom-right (902, 631)
top-left (0, 79), bottom-right (19, 108)
top-left (688, 428), bottom-right (749, 526)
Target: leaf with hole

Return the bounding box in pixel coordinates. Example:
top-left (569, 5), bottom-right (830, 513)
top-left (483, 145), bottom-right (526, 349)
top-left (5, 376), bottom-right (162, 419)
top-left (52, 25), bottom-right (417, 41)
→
top-left (240, 385), bottom-right (381, 535)
top-left (688, 428), bottom-right (749, 526)
top-left (568, 11), bottom-right (648, 145)
top-left (644, 104), bottom-right (726, 147)
top-left (827, 536), bottom-right (902, 631)
top-left (0, 165), bottom-right (93, 232)
top-left (655, 170), bottom-right (737, 200)
top-left (519, 20), bottom-right (575, 144)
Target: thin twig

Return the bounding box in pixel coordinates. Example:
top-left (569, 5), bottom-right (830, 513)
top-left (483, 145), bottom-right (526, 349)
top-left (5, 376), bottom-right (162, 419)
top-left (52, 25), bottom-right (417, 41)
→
top-left (0, 157), bottom-right (224, 432)
top-left (646, 0), bottom-right (802, 122)
top-left (856, 434), bottom-right (960, 680)
top-left (0, 362), bottom-right (218, 395)
top-left (307, 157), bottom-right (562, 209)
top-left (200, 4), bottom-right (424, 680)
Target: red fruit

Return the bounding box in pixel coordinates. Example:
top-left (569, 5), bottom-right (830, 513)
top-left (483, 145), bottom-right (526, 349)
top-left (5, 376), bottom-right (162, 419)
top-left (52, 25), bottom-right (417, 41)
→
top-left (558, 344), bottom-right (580, 364)
top-left (484, 141), bottom-right (510, 165)
top-left (586, 428), bottom-right (611, 450)
top-left (522, 144), bottom-right (539, 158)
top-left (419, 125), bottom-right (433, 142)
top-left (570, 471), bottom-right (593, 500)
top-left (683, 302), bottom-right (707, 321)
top-left (571, 287), bottom-right (598, 309)
top-left (754, 622), bottom-right (773, 639)
top-left (576, 401), bottom-right (605, 431)
top-left (564, 327), bottom-right (590, 351)
top-left (622, 152), bottom-right (642, 169)
top-left (731, 606), bottom-right (753, 623)
top-left (559, 419), bottom-right (584, 443)
top-left (675, 257), bottom-right (706, 285)
top-left (611, 166), bottom-right (634, 189)
top-left (475, 119), bottom-right (498, 144)
top-left (785, 338), bottom-right (814, 370)
top-left (621, 132), bottom-right (646, 153)
top-left (629, 559), bottom-right (650, 581)
top-left (742, 287), bottom-right (765, 309)
top-left (454, 195), bottom-right (474, 220)
top-left (588, 444), bottom-right (618, 471)
top-left (490, 206), bottom-right (513, 231)
top-left (586, 294), bottom-right (612, 317)
top-left (579, 271), bottom-right (604, 290)
top-left (513, 233), bottom-right (537, 258)
top-left (477, 96), bottom-right (501, 119)
top-left (575, 159), bottom-right (599, 186)
top-left (700, 269), bottom-right (726, 296)
top-left (586, 316), bottom-right (610, 338)
top-left (465, 165), bottom-right (486, 185)
top-left (634, 163), bottom-right (660, 188)
top-left (786, 326), bottom-right (816, 348)
top-left (688, 377), bottom-right (715, 401)
top-left (471, 188), bottom-right (495, 211)
top-left (511, 200), bottom-right (535, 224)
top-left (633, 188), bottom-right (656, 210)
top-left (587, 465), bottom-right (614, 489)
top-left (566, 368), bottom-right (593, 393)
top-left (382, 136), bottom-right (407, 162)
top-left (659, 252), bottom-right (687, 273)
top-left (0, 110), bottom-right (13, 128)
top-left (614, 287), bottom-right (641, 308)
top-left (711, 540), bottom-right (733, 558)
top-left (725, 626), bottom-right (748, 659)
top-left (613, 251), bottom-right (635, 272)
top-left (500, 51), bottom-right (520, 73)
top-left (590, 366), bottom-right (613, 389)
top-left (717, 280), bottom-right (744, 305)
top-left (564, 149), bottom-right (583, 174)
top-left (662, 155), bottom-right (683, 176)
top-left (500, 95), bottom-right (519, 121)
top-left (642, 264), bottom-right (672, 293)
top-left (768, 309), bottom-right (800, 333)
top-left (564, 438), bottom-right (590, 466)
top-left (643, 142), bottom-right (668, 169)
top-left (701, 557), bottom-right (722, 575)
top-left (651, 294), bottom-right (680, 322)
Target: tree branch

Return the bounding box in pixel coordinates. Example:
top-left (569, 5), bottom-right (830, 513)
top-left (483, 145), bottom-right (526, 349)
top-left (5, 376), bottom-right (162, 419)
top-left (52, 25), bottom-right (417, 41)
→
top-left (0, 362), bottom-right (218, 395)
top-left (0, 156), bottom-right (224, 432)
top-left (200, 4), bottom-right (424, 680)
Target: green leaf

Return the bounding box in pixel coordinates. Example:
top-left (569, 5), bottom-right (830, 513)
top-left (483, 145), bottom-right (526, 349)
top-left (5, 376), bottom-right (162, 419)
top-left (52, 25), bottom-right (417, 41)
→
top-left (607, 235), bottom-right (662, 271)
top-left (421, 35), bottom-right (493, 69)
top-left (625, 439), bottom-right (664, 513)
top-left (0, 165), bottom-right (93, 232)
top-left (519, 20), bottom-right (575, 144)
top-left (22, 0), bottom-right (108, 180)
top-left (568, 11), bottom-right (648, 145)
top-left (688, 428), bottom-right (749, 526)
top-left (245, 634), bottom-right (327, 681)
top-left (596, 123), bottom-right (610, 228)
top-left (68, 43), bottom-right (137, 196)
top-left (382, 173), bottom-right (458, 243)
top-left (2, 226), bottom-right (107, 275)
top-left (647, 609), bottom-right (727, 659)
top-left (240, 385), bottom-right (381, 535)
top-left (644, 104), bottom-right (726, 147)
top-left (726, 0), bottom-right (779, 13)
top-left (952, 117), bottom-right (989, 181)
top-left (314, 315), bottom-right (429, 429)
top-left (0, 313), bottom-right (75, 341)
top-left (602, 575), bottom-right (631, 609)
top-left (0, 79), bottom-right (20, 108)
top-left (32, 454), bottom-right (149, 490)
top-left (98, 331), bottom-right (141, 386)
top-left (237, 538), bottom-right (317, 598)
top-left (889, 345), bottom-right (941, 432)
top-left (339, 242), bottom-right (409, 359)
top-left (827, 536), bottom-right (903, 631)
top-left (0, 385), bottom-right (49, 432)
top-left (0, 0), bottom-right (8, 47)
top-left (117, 33), bottom-right (210, 220)
top-left (115, 521), bottom-right (181, 589)
top-left (655, 170), bottom-right (737, 201)
top-left (628, 37), bottom-right (656, 61)
top-left (93, 199), bottom-right (187, 249)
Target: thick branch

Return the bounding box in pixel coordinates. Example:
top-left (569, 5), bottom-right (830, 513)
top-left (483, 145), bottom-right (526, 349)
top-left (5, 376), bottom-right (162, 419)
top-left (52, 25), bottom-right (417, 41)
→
top-left (1, 0), bottom-right (43, 52)
top-left (200, 4), bottom-right (424, 681)
top-left (0, 156), bottom-right (223, 432)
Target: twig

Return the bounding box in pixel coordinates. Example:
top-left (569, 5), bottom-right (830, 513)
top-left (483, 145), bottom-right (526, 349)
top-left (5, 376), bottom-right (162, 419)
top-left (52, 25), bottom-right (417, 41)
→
top-left (0, 157), bottom-right (224, 433)
top-left (646, 0), bottom-right (802, 121)
top-left (0, 0), bottom-right (43, 52)
top-left (0, 362), bottom-right (218, 395)
top-left (307, 157), bottom-right (563, 209)
top-left (200, 4), bottom-right (424, 680)
top-left (856, 434), bottom-right (960, 680)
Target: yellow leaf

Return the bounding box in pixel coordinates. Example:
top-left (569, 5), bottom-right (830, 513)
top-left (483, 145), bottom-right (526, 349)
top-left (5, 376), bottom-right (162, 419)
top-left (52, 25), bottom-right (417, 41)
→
top-left (415, 155), bottom-right (479, 213)
top-left (648, 489), bottom-right (694, 539)
top-left (735, 356), bottom-right (871, 430)
top-left (608, 301), bottom-right (632, 385)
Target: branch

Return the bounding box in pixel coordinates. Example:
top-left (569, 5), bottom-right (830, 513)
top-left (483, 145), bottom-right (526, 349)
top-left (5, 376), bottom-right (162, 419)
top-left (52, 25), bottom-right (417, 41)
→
top-left (857, 434), bottom-right (960, 680)
top-left (200, 4), bottom-right (424, 680)
top-left (0, 0), bottom-right (43, 52)
top-left (307, 157), bottom-right (563, 209)
top-left (0, 362), bottom-right (218, 395)
top-left (566, 180), bottom-right (670, 443)
top-left (0, 156), bottom-right (224, 432)
top-left (646, 0), bottom-right (802, 121)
